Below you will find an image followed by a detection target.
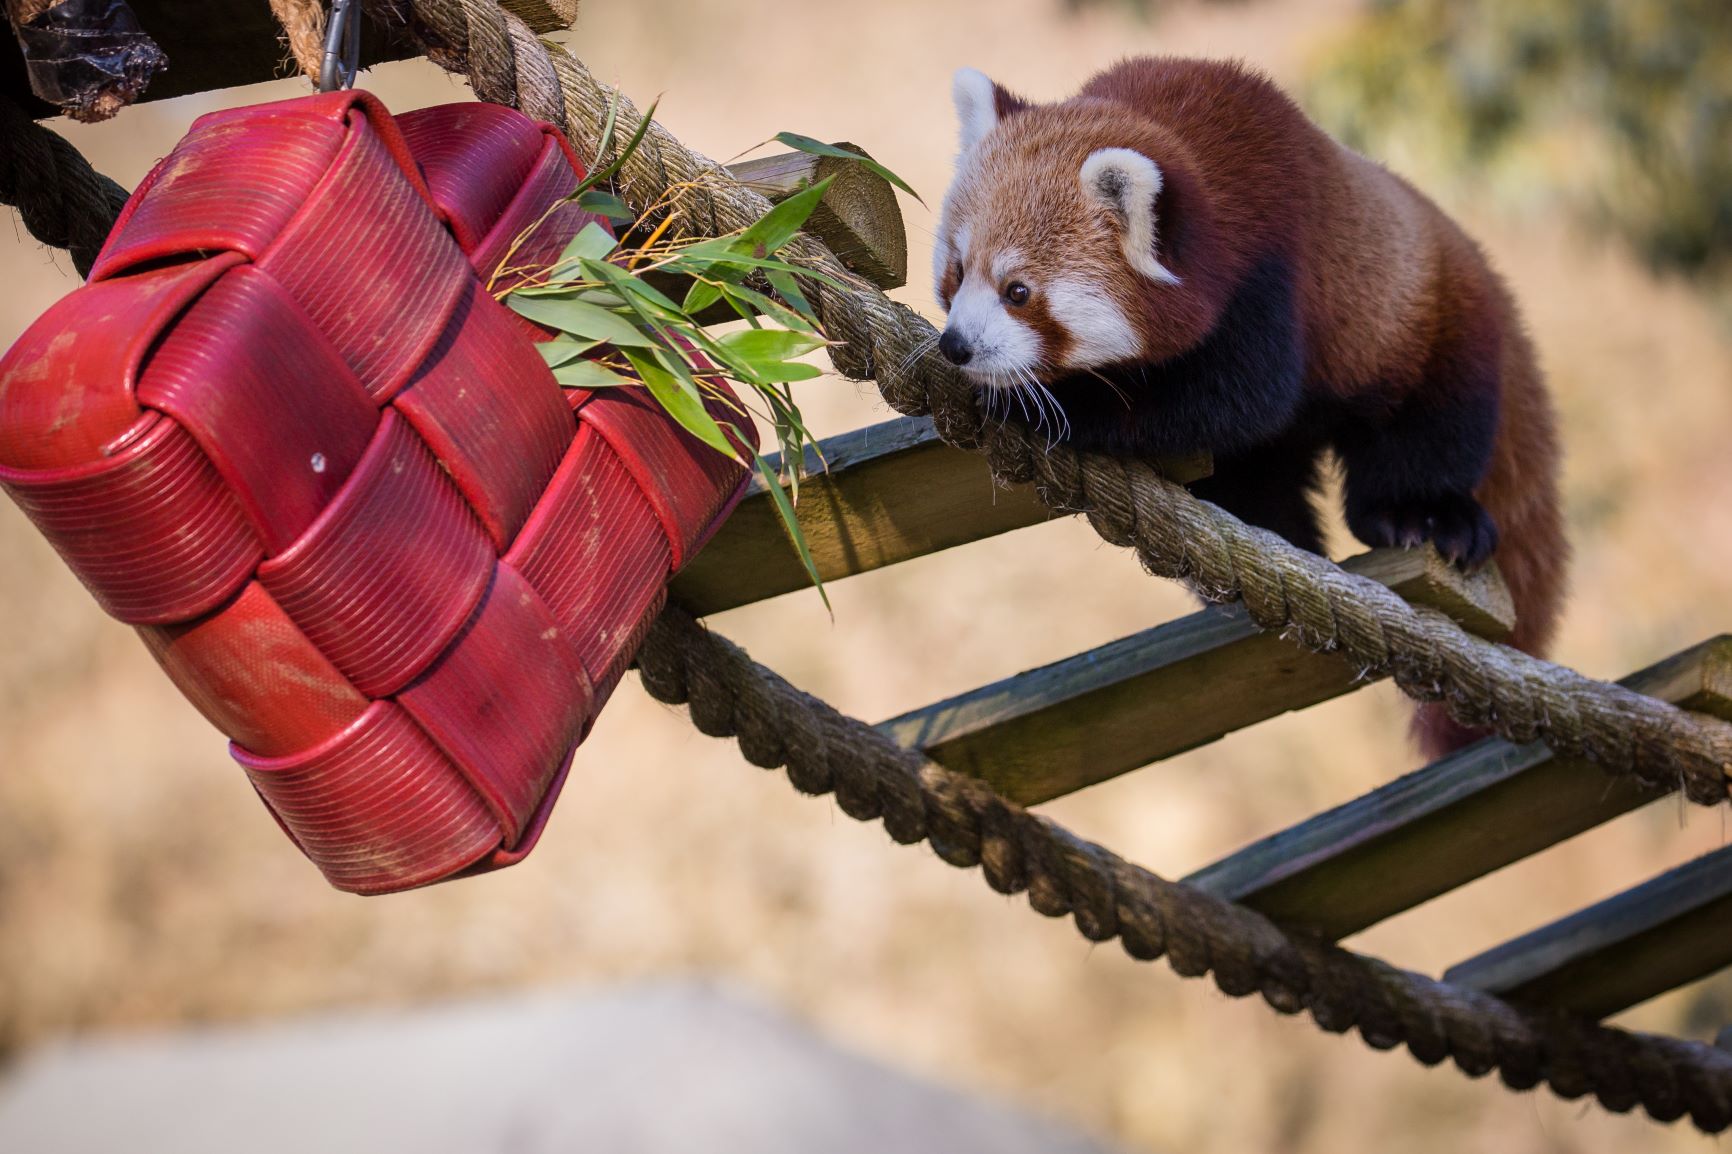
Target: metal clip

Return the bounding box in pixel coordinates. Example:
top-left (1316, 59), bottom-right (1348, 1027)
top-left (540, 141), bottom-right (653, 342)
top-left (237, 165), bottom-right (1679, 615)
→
top-left (318, 0), bottom-right (364, 93)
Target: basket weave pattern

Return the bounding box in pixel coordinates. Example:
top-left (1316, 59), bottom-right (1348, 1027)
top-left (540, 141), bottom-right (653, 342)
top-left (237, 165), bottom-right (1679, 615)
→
top-left (0, 92), bottom-right (751, 893)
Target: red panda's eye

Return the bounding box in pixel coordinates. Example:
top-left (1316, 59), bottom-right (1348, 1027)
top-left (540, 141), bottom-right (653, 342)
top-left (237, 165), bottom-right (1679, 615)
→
top-left (1004, 281), bottom-right (1031, 306)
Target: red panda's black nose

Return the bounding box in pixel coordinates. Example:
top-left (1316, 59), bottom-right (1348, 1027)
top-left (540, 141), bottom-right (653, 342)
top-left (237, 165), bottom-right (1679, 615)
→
top-left (938, 329), bottom-right (973, 366)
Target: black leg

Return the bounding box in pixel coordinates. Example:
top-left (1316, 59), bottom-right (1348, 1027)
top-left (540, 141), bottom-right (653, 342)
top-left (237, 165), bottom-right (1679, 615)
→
top-left (1190, 437), bottom-right (1326, 555)
top-left (1336, 380), bottom-right (1500, 569)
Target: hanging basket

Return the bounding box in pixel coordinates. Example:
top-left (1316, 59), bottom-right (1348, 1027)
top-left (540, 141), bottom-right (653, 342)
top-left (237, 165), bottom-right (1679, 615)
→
top-left (0, 90), bottom-right (753, 894)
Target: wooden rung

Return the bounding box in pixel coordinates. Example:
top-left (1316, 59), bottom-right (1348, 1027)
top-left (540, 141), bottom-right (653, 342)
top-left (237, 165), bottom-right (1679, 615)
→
top-left (1441, 844), bottom-right (1732, 1020)
top-left (671, 415), bottom-right (1210, 616)
top-left (877, 549), bottom-right (1516, 806)
top-left (1184, 636), bottom-right (1732, 942)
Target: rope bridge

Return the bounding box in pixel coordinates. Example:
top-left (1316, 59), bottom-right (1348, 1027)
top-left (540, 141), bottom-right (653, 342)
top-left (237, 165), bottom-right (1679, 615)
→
top-left (3, 0), bottom-right (1731, 1130)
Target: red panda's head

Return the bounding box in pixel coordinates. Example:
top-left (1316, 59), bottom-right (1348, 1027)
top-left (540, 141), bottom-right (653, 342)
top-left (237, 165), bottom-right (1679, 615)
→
top-left (933, 68), bottom-right (1219, 390)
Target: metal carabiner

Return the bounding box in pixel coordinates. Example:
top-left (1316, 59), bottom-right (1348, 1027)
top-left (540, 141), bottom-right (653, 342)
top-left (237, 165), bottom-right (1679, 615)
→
top-left (318, 0), bottom-right (364, 93)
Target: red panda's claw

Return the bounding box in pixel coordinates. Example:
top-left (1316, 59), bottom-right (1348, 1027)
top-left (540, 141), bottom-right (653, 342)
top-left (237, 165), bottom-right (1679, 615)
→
top-left (1351, 493), bottom-right (1499, 571)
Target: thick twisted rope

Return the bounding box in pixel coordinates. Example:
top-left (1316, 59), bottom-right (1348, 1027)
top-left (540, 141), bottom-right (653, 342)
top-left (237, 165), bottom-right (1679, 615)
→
top-left (638, 605), bottom-right (1732, 1129)
top-left (0, 96), bottom-right (129, 278)
top-left (393, 0), bottom-right (1732, 803)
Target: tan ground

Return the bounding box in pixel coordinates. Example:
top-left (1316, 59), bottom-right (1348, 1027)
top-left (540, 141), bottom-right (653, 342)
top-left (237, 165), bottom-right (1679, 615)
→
top-left (3, 1), bottom-right (1731, 1151)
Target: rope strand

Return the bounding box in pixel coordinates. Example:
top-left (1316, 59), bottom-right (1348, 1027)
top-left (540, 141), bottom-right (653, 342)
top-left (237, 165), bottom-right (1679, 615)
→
top-left (0, 97), bottom-right (128, 278)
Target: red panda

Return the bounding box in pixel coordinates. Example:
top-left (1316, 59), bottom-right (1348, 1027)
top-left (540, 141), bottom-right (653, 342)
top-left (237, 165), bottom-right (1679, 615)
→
top-left (933, 58), bottom-right (1567, 759)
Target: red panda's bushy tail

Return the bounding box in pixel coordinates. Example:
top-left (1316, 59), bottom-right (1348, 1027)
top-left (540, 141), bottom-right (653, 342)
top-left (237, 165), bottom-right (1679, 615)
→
top-left (1413, 321), bottom-right (1567, 763)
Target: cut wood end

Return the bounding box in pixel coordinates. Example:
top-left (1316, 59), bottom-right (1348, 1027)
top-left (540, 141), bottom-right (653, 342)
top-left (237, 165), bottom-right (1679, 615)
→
top-left (1342, 548), bottom-right (1515, 640)
top-left (499, 0), bottom-right (582, 32)
top-left (728, 142), bottom-right (909, 290)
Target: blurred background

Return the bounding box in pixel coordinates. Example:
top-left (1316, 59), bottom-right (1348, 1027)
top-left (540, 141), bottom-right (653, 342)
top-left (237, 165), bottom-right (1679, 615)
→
top-left (3, 0), bottom-right (1731, 1150)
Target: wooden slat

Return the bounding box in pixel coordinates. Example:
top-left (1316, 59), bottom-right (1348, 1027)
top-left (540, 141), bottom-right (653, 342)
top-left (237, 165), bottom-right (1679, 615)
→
top-left (1184, 636), bottom-right (1732, 941)
top-left (876, 549), bottom-right (1515, 806)
top-left (1441, 844), bottom-right (1732, 1019)
top-left (670, 415), bottom-right (1209, 616)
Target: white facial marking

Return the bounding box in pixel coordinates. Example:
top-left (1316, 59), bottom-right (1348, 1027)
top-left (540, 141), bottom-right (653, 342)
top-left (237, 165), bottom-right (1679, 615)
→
top-left (1080, 147), bottom-right (1181, 285)
top-left (952, 68), bottom-right (999, 154)
top-left (1046, 278), bottom-right (1142, 367)
top-left (932, 221), bottom-right (973, 294)
top-left (947, 275), bottom-right (1040, 381)
top-left (989, 247), bottom-right (1024, 283)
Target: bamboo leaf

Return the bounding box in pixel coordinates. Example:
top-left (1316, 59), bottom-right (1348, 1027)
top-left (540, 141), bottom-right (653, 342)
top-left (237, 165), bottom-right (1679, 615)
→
top-left (537, 336), bottom-right (603, 368)
top-left (683, 277), bottom-right (723, 314)
top-left (718, 329), bottom-right (827, 362)
top-left (764, 267), bottom-right (820, 326)
top-left (576, 189), bottom-right (636, 223)
top-left (579, 257), bottom-right (685, 317)
top-left (735, 175), bottom-right (834, 256)
top-left (574, 96), bottom-right (660, 197)
top-left (626, 351), bottom-right (740, 462)
top-left (557, 221), bottom-right (617, 268)
top-left (553, 359), bottom-right (635, 388)
top-left (506, 295), bottom-right (657, 347)
top-left (772, 132), bottom-right (925, 206)
top-left (754, 450), bottom-right (830, 613)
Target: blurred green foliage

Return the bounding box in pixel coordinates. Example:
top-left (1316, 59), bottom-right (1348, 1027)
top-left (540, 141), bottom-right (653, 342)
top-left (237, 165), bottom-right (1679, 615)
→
top-left (1309, 0), bottom-right (1732, 283)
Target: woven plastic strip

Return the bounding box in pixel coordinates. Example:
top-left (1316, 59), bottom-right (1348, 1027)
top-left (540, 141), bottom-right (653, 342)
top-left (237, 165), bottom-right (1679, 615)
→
top-left (0, 92), bottom-right (754, 894)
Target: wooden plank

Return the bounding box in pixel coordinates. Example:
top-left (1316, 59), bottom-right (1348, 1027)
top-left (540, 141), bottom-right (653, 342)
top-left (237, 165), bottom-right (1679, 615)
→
top-left (876, 549), bottom-right (1516, 806)
top-left (1441, 844), bottom-right (1732, 1019)
top-left (670, 415), bottom-right (1209, 616)
top-left (1184, 636), bottom-right (1732, 941)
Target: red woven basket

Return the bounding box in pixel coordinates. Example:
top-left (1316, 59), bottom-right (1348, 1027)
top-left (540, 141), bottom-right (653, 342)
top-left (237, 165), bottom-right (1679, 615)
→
top-left (0, 91), bottom-right (753, 894)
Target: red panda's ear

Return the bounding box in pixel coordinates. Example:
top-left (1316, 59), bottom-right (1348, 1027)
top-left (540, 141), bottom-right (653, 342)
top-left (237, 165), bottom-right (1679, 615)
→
top-left (1080, 147), bottom-right (1181, 285)
top-left (952, 68), bottom-right (1027, 152)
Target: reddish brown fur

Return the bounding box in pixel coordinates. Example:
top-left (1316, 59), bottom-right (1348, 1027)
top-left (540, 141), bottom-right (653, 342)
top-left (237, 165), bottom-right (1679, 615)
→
top-left (943, 59), bottom-right (1567, 759)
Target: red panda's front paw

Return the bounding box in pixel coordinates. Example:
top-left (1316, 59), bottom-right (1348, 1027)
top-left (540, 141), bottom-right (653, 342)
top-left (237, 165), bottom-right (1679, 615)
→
top-left (1348, 491), bottom-right (1500, 570)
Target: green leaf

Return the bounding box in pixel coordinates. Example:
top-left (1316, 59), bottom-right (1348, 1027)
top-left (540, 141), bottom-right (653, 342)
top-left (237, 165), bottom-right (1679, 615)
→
top-left (718, 329), bottom-right (827, 362)
top-left (753, 450), bottom-right (830, 613)
top-left (552, 359), bottom-right (635, 388)
top-left (764, 267), bottom-right (820, 326)
top-left (625, 351), bottom-right (740, 462)
top-left (735, 175), bottom-right (834, 257)
top-left (578, 257), bottom-right (685, 317)
top-left (537, 336), bottom-right (602, 368)
top-left (683, 277), bottom-right (723, 315)
top-left (672, 246), bottom-right (851, 292)
top-left (576, 189), bottom-right (636, 224)
top-left (557, 221), bottom-right (617, 268)
top-left (506, 294), bottom-right (656, 347)
top-left (574, 96), bottom-right (661, 197)
top-left (772, 132), bottom-right (926, 206)
top-left (716, 282), bottom-right (815, 332)
top-left (574, 92), bottom-right (623, 196)
top-left (750, 361), bottom-right (825, 383)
